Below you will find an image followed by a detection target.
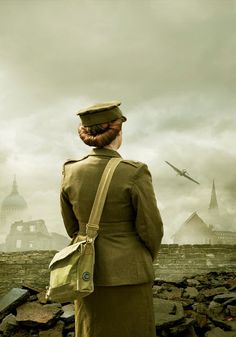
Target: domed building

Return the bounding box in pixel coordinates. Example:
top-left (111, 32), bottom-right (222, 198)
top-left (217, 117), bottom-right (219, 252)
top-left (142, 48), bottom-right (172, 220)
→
top-left (0, 177), bottom-right (70, 252)
top-left (0, 176), bottom-right (28, 235)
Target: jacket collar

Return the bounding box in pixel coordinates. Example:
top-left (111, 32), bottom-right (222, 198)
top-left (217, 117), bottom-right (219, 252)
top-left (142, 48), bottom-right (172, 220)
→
top-left (88, 147), bottom-right (122, 158)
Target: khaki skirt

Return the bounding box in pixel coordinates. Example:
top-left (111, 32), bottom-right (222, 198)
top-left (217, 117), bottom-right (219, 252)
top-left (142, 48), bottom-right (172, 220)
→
top-left (74, 283), bottom-right (156, 337)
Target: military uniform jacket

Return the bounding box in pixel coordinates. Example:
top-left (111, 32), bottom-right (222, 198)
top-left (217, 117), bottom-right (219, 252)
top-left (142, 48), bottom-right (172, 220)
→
top-left (60, 148), bottom-right (163, 286)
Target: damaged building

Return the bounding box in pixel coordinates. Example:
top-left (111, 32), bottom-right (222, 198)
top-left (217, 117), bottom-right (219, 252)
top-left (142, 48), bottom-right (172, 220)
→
top-left (4, 219), bottom-right (69, 252)
top-left (0, 177), bottom-right (69, 251)
top-left (173, 181), bottom-right (236, 244)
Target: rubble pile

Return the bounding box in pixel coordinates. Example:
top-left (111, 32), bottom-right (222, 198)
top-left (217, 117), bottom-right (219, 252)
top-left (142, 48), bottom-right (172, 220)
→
top-left (154, 271), bottom-right (236, 337)
top-left (0, 287), bottom-right (75, 337)
top-left (0, 271), bottom-right (235, 337)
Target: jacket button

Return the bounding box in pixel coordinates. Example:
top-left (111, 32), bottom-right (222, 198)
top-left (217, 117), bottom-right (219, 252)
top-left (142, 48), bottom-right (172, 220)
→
top-left (82, 271), bottom-right (91, 281)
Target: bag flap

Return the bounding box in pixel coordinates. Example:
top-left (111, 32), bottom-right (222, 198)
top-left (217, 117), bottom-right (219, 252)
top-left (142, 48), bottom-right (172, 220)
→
top-left (49, 240), bottom-right (86, 268)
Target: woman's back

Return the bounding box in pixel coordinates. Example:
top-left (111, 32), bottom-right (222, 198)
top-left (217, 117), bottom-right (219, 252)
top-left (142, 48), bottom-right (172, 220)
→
top-left (61, 147), bottom-right (163, 286)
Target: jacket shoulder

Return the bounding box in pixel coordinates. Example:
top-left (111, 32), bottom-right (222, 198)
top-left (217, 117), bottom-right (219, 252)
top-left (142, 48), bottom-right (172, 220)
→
top-left (63, 155), bottom-right (88, 166)
top-left (121, 160), bottom-right (150, 180)
top-left (121, 159), bottom-right (145, 168)
top-left (62, 156), bottom-right (88, 174)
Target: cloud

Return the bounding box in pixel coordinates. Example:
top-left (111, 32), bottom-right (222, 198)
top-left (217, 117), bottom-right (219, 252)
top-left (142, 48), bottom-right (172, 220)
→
top-left (1, 0), bottom-right (236, 105)
top-left (0, 0), bottom-right (235, 242)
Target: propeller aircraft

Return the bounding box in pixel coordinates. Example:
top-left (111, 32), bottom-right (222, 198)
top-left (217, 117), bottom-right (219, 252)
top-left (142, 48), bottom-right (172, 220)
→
top-left (165, 161), bottom-right (200, 185)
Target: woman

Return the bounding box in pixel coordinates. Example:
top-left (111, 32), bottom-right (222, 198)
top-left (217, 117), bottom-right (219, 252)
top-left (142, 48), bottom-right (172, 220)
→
top-left (60, 101), bottom-right (163, 337)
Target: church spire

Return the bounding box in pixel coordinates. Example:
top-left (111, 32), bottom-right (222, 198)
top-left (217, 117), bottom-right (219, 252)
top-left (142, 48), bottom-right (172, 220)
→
top-left (209, 180), bottom-right (219, 215)
top-left (11, 175), bottom-right (18, 195)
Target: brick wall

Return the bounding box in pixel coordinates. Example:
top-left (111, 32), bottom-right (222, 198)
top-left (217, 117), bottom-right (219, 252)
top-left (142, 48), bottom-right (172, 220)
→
top-left (0, 244), bottom-right (235, 296)
top-left (154, 244), bottom-right (236, 281)
top-left (0, 250), bottom-right (56, 295)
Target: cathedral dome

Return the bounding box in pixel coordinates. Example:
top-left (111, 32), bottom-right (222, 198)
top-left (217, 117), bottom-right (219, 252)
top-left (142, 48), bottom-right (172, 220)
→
top-left (2, 194), bottom-right (28, 210)
top-left (1, 177), bottom-right (28, 211)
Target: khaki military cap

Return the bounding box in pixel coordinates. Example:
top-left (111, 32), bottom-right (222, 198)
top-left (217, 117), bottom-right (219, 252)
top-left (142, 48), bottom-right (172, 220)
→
top-left (77, 101), bottom-right (127, 126)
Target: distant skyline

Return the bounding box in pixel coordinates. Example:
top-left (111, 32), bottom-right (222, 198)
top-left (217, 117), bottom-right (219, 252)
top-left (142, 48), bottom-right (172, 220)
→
top-left (0, 0), bottom-right (236, 242)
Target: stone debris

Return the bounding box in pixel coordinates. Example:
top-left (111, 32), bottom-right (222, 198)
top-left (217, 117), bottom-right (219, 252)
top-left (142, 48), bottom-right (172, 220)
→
top-left (213, 293), bottom-right (236, 304)
top-left (184, 286), bottom-right (199, 299)
top-left (0, 314), bottom-right (17, 336)
top-left (168, 318), bottom-right (196, 335)
top-left (0, 286), bottom-right (73, 337)
top-left (16, 302), bottom-right (63, 328)
top-left (227, 305), bottom-right (236, 317)
top-left (154, 298), bottom-right (185, 330)
top-left (205, 326), bottom-right (236, 337)
top-left (60, 304), bottom-right (75, 324)
top-left (0, 288), bottom-right (29, 321)
top-left (37, 291), bottom-right (48, 305)
top-left (0, 271), bottom-right (234, 336)
top-left (153, 271), bottom-right (236, 337)
top-left (38, 320), bottom-right (64, 337)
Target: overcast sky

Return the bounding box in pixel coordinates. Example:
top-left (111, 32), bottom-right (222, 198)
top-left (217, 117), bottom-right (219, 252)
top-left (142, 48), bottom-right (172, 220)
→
top-left (0, 0), bottom-right (235, 242)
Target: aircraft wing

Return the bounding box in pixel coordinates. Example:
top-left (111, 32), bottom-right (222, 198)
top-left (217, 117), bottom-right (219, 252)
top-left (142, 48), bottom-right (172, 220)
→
top-left (165, 161), bottom-right (182, 174)
top-left (183, 173), bottom-right (200, 185)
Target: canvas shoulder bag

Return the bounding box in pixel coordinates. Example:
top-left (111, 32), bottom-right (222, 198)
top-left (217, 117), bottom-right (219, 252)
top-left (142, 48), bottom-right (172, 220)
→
top-left (46, 157), bottom-right (122, 303)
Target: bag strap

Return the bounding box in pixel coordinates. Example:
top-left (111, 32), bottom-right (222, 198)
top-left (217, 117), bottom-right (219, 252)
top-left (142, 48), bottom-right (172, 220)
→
top-left (86, 157), bottom-right (122, 240)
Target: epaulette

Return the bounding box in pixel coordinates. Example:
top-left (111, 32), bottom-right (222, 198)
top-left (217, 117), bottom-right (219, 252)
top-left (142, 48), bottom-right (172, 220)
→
top-left (64, 159), bottom-right (79, 166)
top-left (62, 156), bottom-right (89, 174)
top-left (121, 160), bottom-right (143, 168)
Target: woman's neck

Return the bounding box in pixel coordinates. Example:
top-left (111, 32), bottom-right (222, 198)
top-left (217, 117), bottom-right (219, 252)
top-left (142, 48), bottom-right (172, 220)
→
top-left (104, 131), bottom-right (122, 151)
top-left (104, 144), bottom-right (118, 151)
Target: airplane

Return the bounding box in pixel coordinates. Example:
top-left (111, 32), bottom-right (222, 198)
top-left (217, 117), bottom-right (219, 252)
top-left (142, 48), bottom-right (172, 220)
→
top-left (165, 161), bottom-right (200, 185)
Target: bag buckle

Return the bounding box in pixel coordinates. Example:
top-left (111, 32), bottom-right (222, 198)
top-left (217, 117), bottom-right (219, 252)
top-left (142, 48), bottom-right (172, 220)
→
top-left (86, 224), bottom-right (99, 240)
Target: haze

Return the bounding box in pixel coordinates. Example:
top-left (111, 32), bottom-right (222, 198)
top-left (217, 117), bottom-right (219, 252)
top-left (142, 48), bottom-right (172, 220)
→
top-left (0, 0), bottom-right (235, 242)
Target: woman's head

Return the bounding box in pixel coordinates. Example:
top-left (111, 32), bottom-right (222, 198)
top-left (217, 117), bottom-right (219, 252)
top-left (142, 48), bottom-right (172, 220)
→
top-left (77, 101), bottom-right (126, 148)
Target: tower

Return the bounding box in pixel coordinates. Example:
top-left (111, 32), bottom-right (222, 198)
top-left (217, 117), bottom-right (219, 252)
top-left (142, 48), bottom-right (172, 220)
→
top-left (0, 176), bottom-right (28, 234)
top-left (208, 179), bottom-right (220, 219)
